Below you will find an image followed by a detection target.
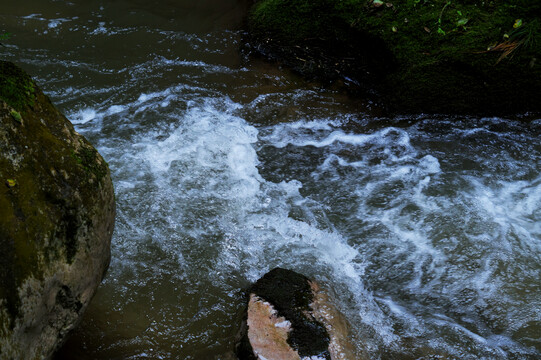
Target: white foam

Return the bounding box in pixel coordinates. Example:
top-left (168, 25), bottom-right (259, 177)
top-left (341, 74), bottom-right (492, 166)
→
top-left (70, 108), bottom-right (97, 124)
top-left (55, 54), bottom-right (538, 357)
top-left (106, 105), bottom-right (125, 115)
top-left (91, 22), bottom-right (108, 35)
top-left (380, 297), bottom-right (421, 333)
top-left (419, 155), bottom-right (441, 174)
top-left (140, 99), bottom-right (262, 201)
top-left (274, 320), bottom-right (291, 328)
top-left (68, 104), bottom-right (125, 125)
top-left (48, 18), bottom-right (70, 29)
top-left (22, 14), bottom-right (45, 20)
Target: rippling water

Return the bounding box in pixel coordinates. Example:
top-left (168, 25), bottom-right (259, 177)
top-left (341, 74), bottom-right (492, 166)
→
top-left (1, 1), bottom-right (540, 359)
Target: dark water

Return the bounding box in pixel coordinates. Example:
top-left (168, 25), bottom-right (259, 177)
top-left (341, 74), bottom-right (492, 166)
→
top-left (1, 1), bottom-right (540, 359)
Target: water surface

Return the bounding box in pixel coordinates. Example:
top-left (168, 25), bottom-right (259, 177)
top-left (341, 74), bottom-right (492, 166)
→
top-left (1, 1), bottom-right (540, 359)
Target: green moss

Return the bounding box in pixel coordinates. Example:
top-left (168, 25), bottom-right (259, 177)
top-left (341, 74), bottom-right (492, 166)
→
top-left (0, 61), bottom-right (36, 112)
top-left (248, 0), bottom-right (541, 114)
top-left (72, 147), bottom-right (108, 181)
top-left (353, 1), bottom-right (541, 68)
top-left (62, 212), bottom-right (79, 264)
top-left (0, 63), bottom-right (114, 339)
top-left (0, 168), bottom-right (46, 328)
top-left (1, 77), bottom-right (89, 321)
top-left (251, 0), bottom-right (353, 42)
top-left (0, 226), bottom-right (22, 329)
top-left (0, 167), bottom-right (47, 275)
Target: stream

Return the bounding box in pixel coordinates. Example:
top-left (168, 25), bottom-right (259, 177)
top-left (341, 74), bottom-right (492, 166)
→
top-left (1, 1), bottom-right (540, 359)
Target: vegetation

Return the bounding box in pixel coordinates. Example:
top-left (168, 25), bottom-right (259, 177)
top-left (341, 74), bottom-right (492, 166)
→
top-left (0, 61), bottom-right (36, 112)
top-left (0, 32), bottom-right (9, 47)
top-left (10, 110), bottom-right (22, 123)
top-left (248, 0), bottom-right (541, 114)
top-left (71, 147), bottom-right (109, 181)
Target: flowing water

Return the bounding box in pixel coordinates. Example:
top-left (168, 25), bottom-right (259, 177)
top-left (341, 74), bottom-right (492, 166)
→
top-left (1, 1), bottom-right (540, 359)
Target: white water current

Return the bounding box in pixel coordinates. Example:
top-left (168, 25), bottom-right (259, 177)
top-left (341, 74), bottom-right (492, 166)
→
top-left (1, 1), bottom-right (540, 359)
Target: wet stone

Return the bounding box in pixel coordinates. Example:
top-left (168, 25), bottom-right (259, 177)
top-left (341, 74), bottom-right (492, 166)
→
top-left (236, 268), bottom-right (358, 360)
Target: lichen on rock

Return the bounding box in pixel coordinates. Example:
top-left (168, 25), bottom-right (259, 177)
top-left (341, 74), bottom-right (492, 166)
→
top-left (0, 61), bottom-right (115, 360)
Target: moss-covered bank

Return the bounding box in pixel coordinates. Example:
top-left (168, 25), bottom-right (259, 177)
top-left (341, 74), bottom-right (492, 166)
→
top-left (247, 0), bottom-right (541, 115)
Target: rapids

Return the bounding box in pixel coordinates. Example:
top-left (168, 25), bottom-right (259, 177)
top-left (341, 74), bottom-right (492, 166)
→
top-left (1, 1), bottom-right (540, 359)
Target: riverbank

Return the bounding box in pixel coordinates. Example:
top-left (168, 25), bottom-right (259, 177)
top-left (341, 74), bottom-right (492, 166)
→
top-left (246, 0), bottom-right (541, 115)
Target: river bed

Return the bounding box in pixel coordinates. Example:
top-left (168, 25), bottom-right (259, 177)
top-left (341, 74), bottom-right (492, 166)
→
top-left (1, 1), bottom-right (540, 359)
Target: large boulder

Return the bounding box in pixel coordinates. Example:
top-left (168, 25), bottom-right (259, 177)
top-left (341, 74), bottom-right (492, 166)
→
top-left (236, 268), bottom-right (360, 360)
top-left (0, 61), bottom-right (115, 359)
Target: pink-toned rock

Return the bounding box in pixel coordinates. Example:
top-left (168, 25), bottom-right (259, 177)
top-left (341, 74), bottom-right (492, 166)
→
top-left (236, 268), bottom-right (362, 360)
top-left (247, 294), bottom-right (300, 360)
top-left (310, 282), bottom-right (361, 360)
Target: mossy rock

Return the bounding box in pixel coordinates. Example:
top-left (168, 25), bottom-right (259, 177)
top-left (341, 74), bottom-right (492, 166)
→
top-left (0, 60), bottom-right (36, 112)
top-left (247, 0), bottom-right (541, 115)
top-left (0, 61), bottom-right (115, 359)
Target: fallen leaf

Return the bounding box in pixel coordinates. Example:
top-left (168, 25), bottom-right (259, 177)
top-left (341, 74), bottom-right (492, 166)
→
top-left (6, 179), bottom-right (17, 188)
top-left (424, 27), bottom-right (431, 33)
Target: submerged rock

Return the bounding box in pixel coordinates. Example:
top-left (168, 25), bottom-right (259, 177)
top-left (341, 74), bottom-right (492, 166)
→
top-left (0, 61), bottom-right (115, 359)
top-left (236, 268), bottom-right (359, 360)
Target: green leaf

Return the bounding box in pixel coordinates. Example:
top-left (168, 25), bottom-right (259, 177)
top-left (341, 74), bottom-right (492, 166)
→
top-left (513, 19), bottom-right (522, 29)
top-left (10, 110), bottom-right (22, 123)
top-left (457, 18), bottom-right (469, 27)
